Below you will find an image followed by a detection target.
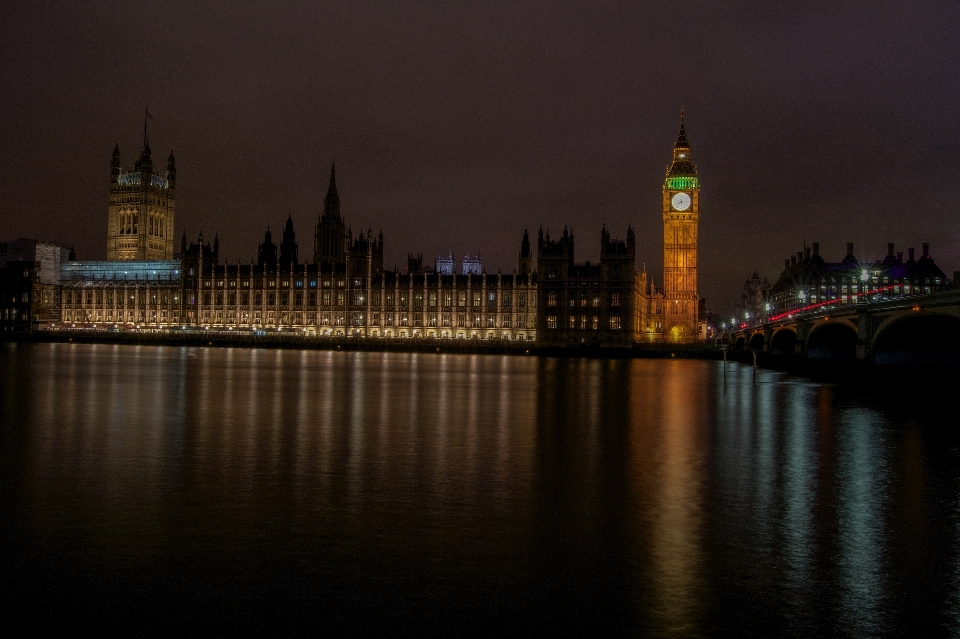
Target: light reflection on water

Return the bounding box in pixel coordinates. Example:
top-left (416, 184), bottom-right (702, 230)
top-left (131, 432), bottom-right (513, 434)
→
top-left (1, 342), bottom-right (958, 635)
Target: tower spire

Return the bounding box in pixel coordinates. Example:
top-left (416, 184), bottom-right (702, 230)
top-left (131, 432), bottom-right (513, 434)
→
top-left (675, 109), bottom-right (689, 149)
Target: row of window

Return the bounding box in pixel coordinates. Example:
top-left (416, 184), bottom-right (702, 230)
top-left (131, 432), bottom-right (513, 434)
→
top-left (63, 290), bottom-right (178, 305)
top-left (545, 315), bottom-right (623, 330)
top-left (117, 211), bottom-right (167, 237)
top-left (63, 288), bottom-right (534, 310)
top-left (546, 291), bottom-right (621, 307)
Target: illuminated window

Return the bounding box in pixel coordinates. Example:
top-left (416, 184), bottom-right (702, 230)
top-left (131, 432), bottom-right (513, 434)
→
top-left (610, 316), bottom-right (621, 330)
top-left (547, 315), bottom-right (557, 329)
top-left (548, 291), bottom-right (557, 307)
top-left (611, 292), bottom-right (620, 307)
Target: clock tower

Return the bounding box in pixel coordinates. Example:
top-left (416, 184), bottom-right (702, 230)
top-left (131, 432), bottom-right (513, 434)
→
top-left (661, 113), bottom-right (699, 342)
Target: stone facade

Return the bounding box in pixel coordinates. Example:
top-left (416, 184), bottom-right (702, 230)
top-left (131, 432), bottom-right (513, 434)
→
top-left (536, 226), bottom-right (638, 344)
top-left (48, 121), bottom-right (703, 345)
top-left (106, 141), bottom-right (176, 261)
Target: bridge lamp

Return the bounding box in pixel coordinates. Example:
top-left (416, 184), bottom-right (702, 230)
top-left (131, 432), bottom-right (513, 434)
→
top-left (798, 290), bottom-right (806, 301)
top-left (745, 312), bottom-right (750, 320)
top-left (765, 303), bottom-right (771, 311)
top-left (861, 269), bottom-right (869, 282)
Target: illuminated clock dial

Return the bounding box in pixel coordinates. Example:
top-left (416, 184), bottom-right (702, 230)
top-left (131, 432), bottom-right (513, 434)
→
top-left (671, 192), bottom-right (691, 211)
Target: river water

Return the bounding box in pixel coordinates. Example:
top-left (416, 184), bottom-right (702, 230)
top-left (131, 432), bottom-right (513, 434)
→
top-left (1, 342), bottom-right (958, 635)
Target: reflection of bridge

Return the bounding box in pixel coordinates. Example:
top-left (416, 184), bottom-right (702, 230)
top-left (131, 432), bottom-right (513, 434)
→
top-left (732, 289), bottom-right (960, 365)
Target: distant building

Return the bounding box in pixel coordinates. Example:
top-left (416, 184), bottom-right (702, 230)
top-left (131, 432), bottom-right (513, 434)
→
top-left (435, 252), bottom-right (455, 275)
top-left (767, 241), bottom-right (950, 317)
top-left (462, 254), bottom-right (482, 276)
top-left (1, 239), bottom-right (70, 331)
top-left (734, 272), bottom-right (771, 325)
top-left (44, 117), bottom-right (721, 346)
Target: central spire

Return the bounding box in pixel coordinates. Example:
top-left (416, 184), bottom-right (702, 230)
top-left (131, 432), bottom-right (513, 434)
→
top-left (323, 161), bottom-right (341, 221)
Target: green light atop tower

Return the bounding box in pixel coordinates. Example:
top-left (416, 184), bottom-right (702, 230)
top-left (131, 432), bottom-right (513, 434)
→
top-left (665, 176), bottom-right (699, 191)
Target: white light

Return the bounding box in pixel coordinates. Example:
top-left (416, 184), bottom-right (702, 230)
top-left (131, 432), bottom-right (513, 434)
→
top-left (861, 269), bottom-right (869, 282)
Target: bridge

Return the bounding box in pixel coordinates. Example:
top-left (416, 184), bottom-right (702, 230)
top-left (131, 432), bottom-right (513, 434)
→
top-left (731, 289), bottom-right (960, 366)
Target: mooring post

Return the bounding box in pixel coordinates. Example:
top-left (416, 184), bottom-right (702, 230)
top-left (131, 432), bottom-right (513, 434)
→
top-left (753, 350), bottom-right (757, 383)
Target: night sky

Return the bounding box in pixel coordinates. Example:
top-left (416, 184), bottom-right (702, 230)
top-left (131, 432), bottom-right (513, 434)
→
top-left (2, 2), bottom-right (958, 312)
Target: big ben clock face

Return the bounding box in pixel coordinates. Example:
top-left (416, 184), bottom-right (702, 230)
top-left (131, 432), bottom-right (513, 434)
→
top-left (671, 192), bottom-right (691, 211)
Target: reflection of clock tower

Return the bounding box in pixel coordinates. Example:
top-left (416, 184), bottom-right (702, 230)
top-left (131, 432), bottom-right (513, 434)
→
top-left (661, 113), bottom-right (699, 342)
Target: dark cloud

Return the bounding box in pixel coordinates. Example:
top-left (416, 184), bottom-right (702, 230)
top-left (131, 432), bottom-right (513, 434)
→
top-left (2, 1), bottom-right (958, 312)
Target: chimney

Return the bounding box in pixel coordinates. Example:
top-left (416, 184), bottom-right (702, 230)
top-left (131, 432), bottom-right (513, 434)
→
top-left (784, 259), bottom-right (790, 269)
top-left (922, 243), bottom-right (929, 258)
top-left (791, 255), bottom-right (797, 267)
top-left (804, 247), bottom-right (810, 260)
top-left (846, 242), bottom-right (854, 257)
top-left (797, 251), bottom-right (803, 262)
top-left (813, 242), bottom-right (820, 256)
top-left (908, 248), bottom-right (915, 262)
top-left (897, 251), bottom-right (903, 263)
top-left (887, 243), bottom-right (894, 258)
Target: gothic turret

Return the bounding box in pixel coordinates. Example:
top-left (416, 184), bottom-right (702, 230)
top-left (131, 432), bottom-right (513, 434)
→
top-left (111, 144), bottom-right (121, 184)
top-left (258, 227), bottom-right (278, 271)
top-left (279, 215), bottom-right (298, 271)
top-left (166, 150), bottom-right (176, 188)
top-left (136, 140), bottom-right (153, 174)
top-left (519, 229), bottom-right (533, 276)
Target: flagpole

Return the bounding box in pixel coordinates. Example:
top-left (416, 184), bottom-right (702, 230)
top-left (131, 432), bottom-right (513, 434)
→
top-left (143, 107), bottom-right (148, 149)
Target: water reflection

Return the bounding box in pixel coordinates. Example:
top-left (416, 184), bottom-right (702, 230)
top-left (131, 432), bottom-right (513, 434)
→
top-left (0, 343), bottom-right (958, 634)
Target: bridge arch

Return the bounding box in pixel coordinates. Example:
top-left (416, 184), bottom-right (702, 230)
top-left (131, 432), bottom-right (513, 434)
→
top-left (872, 312), bottom-right (960, 366)
top-left (769, 328), bottom-right (797, 356)
top-left (807, 322), bottom-right (858, 360)
top-left (749, 333), bottom-right (765, 352)
top-left (734, 336), bottom-right (745, 351)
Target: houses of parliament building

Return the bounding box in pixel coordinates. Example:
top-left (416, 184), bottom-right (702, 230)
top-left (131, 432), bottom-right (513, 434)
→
top-left (18, 118), bottom-right (703, 343)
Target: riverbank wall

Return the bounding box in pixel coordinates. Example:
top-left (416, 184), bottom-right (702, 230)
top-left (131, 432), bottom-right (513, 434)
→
top-left (2, 329), bottom-right (724, 360)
